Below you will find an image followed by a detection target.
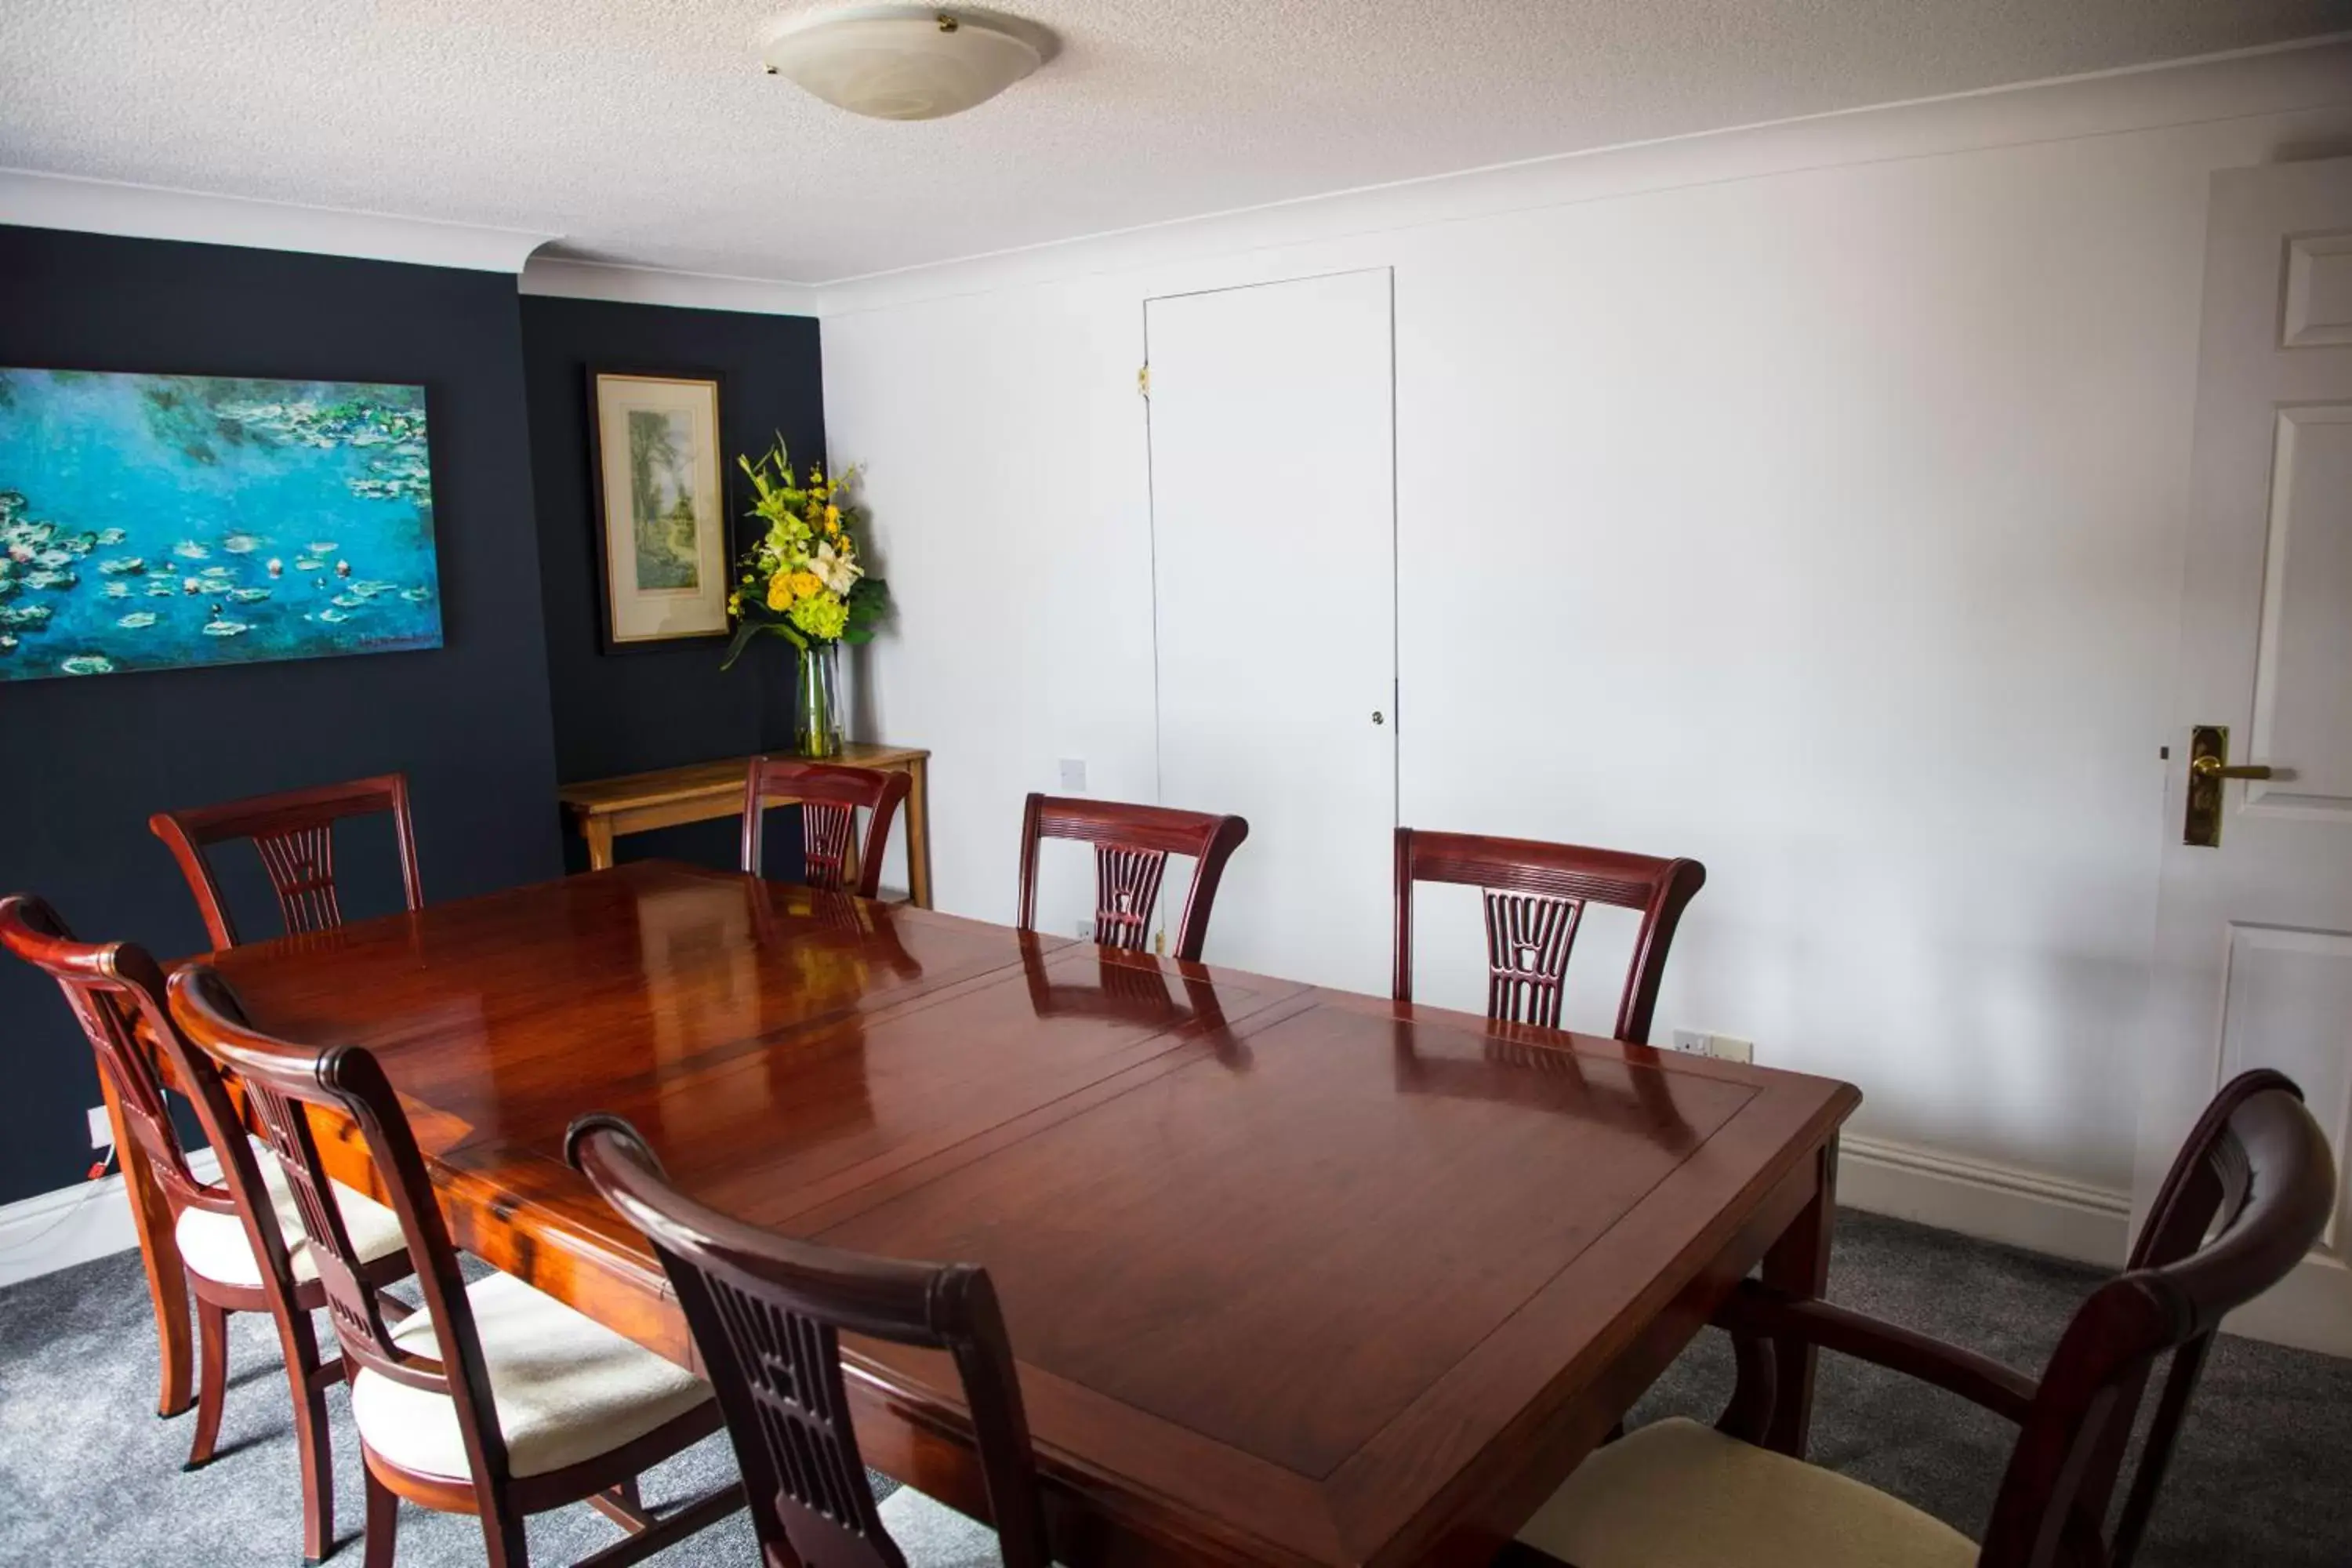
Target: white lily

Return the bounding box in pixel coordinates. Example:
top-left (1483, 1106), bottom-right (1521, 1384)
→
top-left (811, 540), bottom-right (861, 594)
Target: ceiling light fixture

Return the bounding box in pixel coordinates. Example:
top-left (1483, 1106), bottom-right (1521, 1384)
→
top-left (760, 5), bottom-right (1055, 122)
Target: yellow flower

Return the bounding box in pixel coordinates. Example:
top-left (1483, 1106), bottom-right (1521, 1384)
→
top-left (787, 570), bottom-right (823, 599)
top-left (727, 591), bottom-right (742, 617)
top-left (767, 570), bottom-right (796, 611)
top-left (823, 504), bottom-right (840, 528)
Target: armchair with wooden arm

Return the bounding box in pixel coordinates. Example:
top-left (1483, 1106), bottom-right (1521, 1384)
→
top-left (1506, 1070), bottom-right (2335, 1568)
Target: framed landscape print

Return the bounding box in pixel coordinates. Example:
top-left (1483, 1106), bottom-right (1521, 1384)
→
top-left (588, 369), bottom-right (729, 650)
top-left (0, 367), bottom-right (442, 682)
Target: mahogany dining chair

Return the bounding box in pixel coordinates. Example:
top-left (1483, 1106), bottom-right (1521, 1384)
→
top-left (740, 757), bottom-right (911, 900)
top-left (169, 967), bottom-right (744, 1568)
top-left (1504, 1069), bottom-right (2335, 1568)
top-left (1015, 793), bottom-right (1248, 963)
top-left (0, 894), bottom-right (416, 1566)
top-left (149, 772), bottom-right (423, 949)
top-left (567, 1111), bottom-right (1053, 1568)
top-left (1392, 827), bottom-right (1705, 1044)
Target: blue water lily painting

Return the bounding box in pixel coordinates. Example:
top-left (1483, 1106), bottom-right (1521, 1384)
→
top-left (0, 368), bottom-right (442, 682)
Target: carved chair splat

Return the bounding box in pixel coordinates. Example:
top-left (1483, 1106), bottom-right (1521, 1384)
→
top-left (1512, 1070), bottom-right (2336, 1568)
top-left (0, 894), bottom-right (418, 1565)
top-left (169, 967), bottom-right (744, 1568)
top-left (150, 773), bottom-right (423, 949)
top-left (568, 1113), bottom-right (1053, 1568)
top-left (1392, 827), bottom-right (1705, 1044)
top-left (1015, 793), bottom-right (1248, 964)
top-left (740, 757), bottom-right (912, 901)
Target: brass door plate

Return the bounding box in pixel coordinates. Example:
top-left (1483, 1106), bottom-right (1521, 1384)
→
top-left (2183, 724), bottom-right (2228, 848)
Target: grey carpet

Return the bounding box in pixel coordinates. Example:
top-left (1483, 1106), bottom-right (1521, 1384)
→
top-left (1, 1211), bottom-right (2346, 1565)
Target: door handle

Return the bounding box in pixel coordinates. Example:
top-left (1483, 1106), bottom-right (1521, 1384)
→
top-left (2183, 724), bottom-right (2276, 848)
top-left (2190, 757), bottom-right (2273, 781)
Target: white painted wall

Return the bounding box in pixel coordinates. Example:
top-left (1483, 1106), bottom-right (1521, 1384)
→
top-left (820, 47), bottom-right (2352, 1235)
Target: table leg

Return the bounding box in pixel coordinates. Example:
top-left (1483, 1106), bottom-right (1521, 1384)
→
top-left (582, 815), bottom-right (615, 872)
top-left (905, 759), bottom-right (934, 909)
top-left (103, 1071), bottom-right (192, 1417)
top-left (1759, 1134), bottom-right (1836, 1458)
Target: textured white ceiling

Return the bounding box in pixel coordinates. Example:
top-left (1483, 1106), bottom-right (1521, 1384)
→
top-left (4, 0), bottom-right (2348, 283)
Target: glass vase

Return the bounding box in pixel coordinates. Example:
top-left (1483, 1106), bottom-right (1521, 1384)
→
top-left (795, 641), bottom-right (843, 759)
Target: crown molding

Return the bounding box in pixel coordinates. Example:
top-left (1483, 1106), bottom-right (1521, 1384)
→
top-left (815, 33), bottom-right (2352, 318)
top-left (518, 253), bottom-right (822, 317)
top-left (5, 34), bottom-right (2348, 313)
top-left (0, 169), bottom-right (551, 272)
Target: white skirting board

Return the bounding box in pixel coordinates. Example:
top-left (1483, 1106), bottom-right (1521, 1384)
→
top-left (1837, 1134), bottom-right (2132, 1269)
top-left (0, 1148), bottom-right (219, 1290)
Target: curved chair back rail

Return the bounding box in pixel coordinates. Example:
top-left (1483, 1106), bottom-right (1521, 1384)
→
top-left (568, 1112), bottom-right (1052, 1568)
top-left (0, 894), bottom-right (362, 1559)
top-left (0, 895), bottom-right (308, 1294)
top-left (169, 965), bottom-right (497, 1465)
top-left (1, 895), bottom-right (224, 1223)
top-left (1392, 827), bottom-right (1705, 1044)
top-left (1704, 1069), bottom-right (2334, 1568)
top-left (149, 772), bottom-right (423, 948)
top-left (741, 757), bottom-right (913, 900)
top-left (1016, 793), bottom-right (1248, 963)
top-left (169, 966), bottom-right (740, 1568)
top-left (1989, 1069), bottom-right (2336, 1566)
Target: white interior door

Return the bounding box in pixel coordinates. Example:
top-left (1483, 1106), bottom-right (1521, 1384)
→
top-left (2140, 157), bottom-right (2352, 1355)
top-left (1145, 270), bottom-right (1396, 991)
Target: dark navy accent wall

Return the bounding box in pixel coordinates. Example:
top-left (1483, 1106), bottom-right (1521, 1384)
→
top-left (0, 238), bottom-right (831, 1207)
top-left (518, 295), bottom-right (825, 875)
top-left (0, 223), bottom-right (566, 1205)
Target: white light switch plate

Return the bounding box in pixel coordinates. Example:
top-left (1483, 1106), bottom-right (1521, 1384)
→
top-left (1670, 1030), bottom-right (1755, 1064)
top-left (1058, 758), bottom-right (1087, 793)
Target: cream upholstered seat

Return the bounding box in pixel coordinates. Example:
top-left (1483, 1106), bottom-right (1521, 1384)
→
top-left (349, 1270), bottom-right (712, 1481)
top-left (1516, 1417), bottom-right (1977, 1568)
top-left (172, 1141), bottom-right (407, 1290)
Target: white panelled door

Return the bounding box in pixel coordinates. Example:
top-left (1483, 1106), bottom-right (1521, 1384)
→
top-left (1145, 270), bottom-right (1396, 992)
top-left (2140, 158), bottom-right (2352, 1355)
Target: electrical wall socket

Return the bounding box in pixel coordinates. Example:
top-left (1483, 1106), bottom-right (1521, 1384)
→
top-left (1058, 757), bottom-right (1087, 793)
top-left (1076, 919), bottom-right (1094, 942)
top-left (87, 1104), bottom-right (111, 1149)
top-left (1671, 1030), bottom-right (1755, 1064)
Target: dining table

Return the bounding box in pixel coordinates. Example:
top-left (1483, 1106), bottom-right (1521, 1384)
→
top-left (129, 859), bottom-right (1859, 1568)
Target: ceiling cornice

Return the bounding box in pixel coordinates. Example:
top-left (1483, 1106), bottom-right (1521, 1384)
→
top-left (3, 34), bottom-right (2347, 318)
top-left (518, 254), bottom-right (822, 317)
top-left (811, 32), bottom-right (2352, 318)
top-left (0, 168), bottom-right (552, 272)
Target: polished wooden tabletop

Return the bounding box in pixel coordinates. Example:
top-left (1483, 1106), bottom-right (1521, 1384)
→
top-left (196, 862), bottom-right (1858, 1568)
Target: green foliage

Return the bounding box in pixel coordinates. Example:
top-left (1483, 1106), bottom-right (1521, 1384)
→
top-left (720, 437), bottom-right (891, 670)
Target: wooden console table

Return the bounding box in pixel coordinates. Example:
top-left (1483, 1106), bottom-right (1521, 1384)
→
top-left (557, 743), bottom-right (932, 907)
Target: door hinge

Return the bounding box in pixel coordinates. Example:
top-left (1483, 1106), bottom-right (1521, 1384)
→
top-left (1136, 364), bottom-right (1150, 397)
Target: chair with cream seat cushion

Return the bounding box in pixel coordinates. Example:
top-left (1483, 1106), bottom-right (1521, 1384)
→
top-left (172, 1142), bottom-right (407, 1290)
top-left (1511, 1070), bottom-right (2335, 1568)
top-left (350, 1270), bottom-right (712, 1482)
top-left (1, 894), bottom-right (419, 1566)
top-left (172, 964), bottom-right (744, 1568)
top-left (1517, 1417), bottom-right (1974, 1568)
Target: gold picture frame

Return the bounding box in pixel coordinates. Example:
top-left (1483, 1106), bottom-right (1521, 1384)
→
top-left (587, 369), bottom-right (729, 650)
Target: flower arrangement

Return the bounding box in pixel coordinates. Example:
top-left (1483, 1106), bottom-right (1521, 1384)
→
top-left (720, 440), bottom-right (888, 668)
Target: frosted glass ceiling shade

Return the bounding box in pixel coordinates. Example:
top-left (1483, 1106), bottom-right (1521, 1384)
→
top-left (760, 6), bottom-right (1054, 122)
